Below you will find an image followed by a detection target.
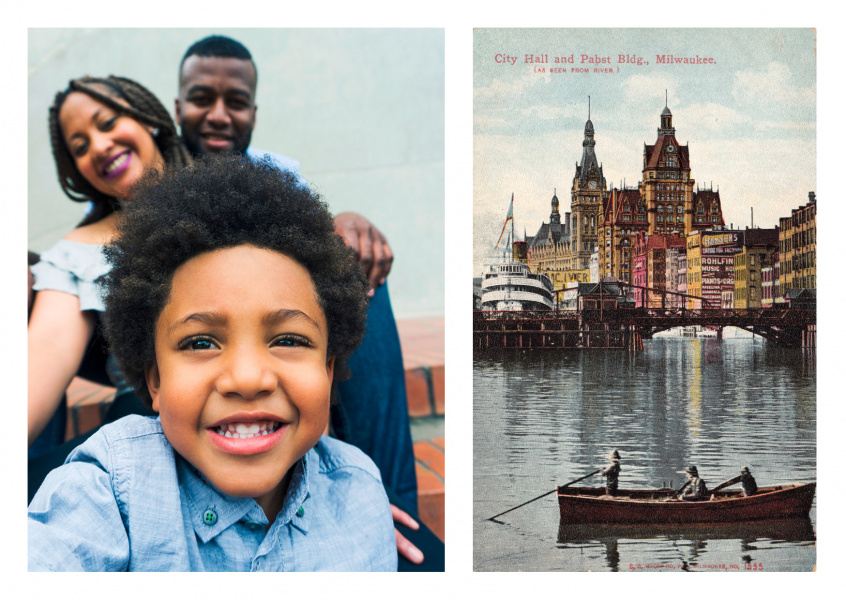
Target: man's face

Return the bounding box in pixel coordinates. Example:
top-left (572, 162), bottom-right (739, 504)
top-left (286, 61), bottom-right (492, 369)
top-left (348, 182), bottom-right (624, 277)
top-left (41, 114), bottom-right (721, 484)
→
top-left (176, 56), bottom-right (257, 156)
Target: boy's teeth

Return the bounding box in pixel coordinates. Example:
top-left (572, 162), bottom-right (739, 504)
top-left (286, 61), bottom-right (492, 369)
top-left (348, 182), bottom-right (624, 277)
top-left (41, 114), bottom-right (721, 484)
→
top-left (215, 420), bottom-right (280, 438)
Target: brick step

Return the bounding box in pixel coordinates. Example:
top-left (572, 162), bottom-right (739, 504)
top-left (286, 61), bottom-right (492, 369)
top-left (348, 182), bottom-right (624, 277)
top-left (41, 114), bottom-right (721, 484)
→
top-left (397, 317), bottom-right (444, 418)
top-left (413, 436), bottom-right (445, 542)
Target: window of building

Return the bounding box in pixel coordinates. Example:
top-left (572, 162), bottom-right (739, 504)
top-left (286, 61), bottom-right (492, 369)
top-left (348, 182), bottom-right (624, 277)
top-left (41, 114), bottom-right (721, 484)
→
top-left (697, 201), bottom-right (705, 215)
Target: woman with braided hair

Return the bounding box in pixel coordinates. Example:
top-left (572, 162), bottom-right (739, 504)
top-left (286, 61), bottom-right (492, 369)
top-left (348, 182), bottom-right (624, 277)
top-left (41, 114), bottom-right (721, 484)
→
top-left (28, 76), bottom-right (192, 458)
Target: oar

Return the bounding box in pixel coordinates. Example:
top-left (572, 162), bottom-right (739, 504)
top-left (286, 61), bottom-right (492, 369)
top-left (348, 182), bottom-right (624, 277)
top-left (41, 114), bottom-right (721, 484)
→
top-left (671, 475), bottom-right (742, 501)
top-left (487, 469), bottom-right (601, 523)
top-left (709, 475), bottom-right (743, 495)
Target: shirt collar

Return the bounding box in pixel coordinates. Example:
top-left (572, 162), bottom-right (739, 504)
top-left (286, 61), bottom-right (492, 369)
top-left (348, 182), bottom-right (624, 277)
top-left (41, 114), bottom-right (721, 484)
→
top-left (177, 448), bottom-right (315, 544)
top-left (273, 448), bottom-right (313, 535)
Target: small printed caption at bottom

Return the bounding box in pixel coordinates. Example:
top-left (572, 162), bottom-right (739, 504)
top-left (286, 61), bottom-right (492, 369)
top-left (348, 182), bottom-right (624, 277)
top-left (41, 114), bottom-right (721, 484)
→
top-left (629, 562), bottom-right (764, 571)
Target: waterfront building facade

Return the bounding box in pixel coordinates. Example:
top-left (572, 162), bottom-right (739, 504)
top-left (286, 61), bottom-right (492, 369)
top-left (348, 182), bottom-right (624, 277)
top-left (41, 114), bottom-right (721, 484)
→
top-left (686, 229), bottom-right (744, 310)
top-left (677, 251), bottom-right (688, 305)
top-left (598, 187), bottom-right (648, 284)
top-left (665, 247), bottom-right (684, 309)
top-left (733, 228), bottom-right (779, 309)
top-left (762, 265), bottom-right (775, 308)
top-left (638, 104), bottom-right (725, 237)
top-left (779, 192), bottom-right (816, 294)
top-left (633, 232), bottom-right (685, 309)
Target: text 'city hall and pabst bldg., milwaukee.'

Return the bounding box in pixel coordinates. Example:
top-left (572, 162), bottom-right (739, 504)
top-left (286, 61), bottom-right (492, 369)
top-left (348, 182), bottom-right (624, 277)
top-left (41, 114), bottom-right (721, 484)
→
top-left (521, 103), bottom-right (816, 311)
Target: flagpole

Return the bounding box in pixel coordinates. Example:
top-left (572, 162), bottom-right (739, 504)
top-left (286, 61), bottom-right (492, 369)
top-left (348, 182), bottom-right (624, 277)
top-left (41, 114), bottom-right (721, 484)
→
top-left (510, 199), bottom-right (515, 258)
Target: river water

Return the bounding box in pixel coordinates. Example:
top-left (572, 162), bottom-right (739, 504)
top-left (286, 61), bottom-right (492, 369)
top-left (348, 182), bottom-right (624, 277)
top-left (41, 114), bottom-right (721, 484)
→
top-left (473, 337), bottom-right (816, 572)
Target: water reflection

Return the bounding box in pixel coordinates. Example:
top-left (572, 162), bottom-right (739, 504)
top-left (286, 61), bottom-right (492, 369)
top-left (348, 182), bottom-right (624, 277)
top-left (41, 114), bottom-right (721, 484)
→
top-left (474, 338), bottom-right (816, 571)
top-left (557, 518), bottom-right (816, 572)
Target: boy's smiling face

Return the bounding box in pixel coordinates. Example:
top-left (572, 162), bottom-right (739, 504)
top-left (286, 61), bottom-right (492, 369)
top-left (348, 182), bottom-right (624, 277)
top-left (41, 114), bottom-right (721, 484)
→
top-left (145, 244), bottom-right (333, 517)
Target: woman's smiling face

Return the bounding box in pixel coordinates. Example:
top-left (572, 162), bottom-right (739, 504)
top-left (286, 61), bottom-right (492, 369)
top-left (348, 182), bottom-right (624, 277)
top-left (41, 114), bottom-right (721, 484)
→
top-left (59, 90), bottom-right (164, 200)
top-left (145, 245), bottom-right (334, 518)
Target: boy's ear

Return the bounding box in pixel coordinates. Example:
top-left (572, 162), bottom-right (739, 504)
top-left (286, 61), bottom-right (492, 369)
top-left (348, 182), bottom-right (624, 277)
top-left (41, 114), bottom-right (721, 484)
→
top-left (325, 356), bottom-right (335, 381)
top-left (145, 362), bottom-right (162, 412)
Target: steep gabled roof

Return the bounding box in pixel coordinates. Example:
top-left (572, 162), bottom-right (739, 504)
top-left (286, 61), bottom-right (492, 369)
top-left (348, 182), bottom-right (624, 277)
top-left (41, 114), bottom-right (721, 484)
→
top-left (692, 190), bottom-right (725, 226)
top-left (606, 188), bottom-right (647, 226)
top-left (644, 135), bottom-right (690, 170)
top-left (529, 220), bottom-right (567, 249)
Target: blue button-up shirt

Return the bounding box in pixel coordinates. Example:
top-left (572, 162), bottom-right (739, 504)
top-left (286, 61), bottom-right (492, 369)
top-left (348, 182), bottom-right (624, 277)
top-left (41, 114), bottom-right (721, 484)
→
top-left (29, 416), bottom-right (397, 571)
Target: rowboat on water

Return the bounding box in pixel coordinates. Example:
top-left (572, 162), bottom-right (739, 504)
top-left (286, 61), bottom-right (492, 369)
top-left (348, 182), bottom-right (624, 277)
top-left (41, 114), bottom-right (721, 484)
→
top-left (557, 482), bottom-right (815, 525)
top-left (557, 517), bottom-right (816, 544)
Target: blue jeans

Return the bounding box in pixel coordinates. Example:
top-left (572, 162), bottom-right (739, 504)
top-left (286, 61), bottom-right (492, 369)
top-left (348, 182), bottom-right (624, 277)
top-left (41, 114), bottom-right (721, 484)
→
top-left (331, 283), bottom-right (418, 514)
top-left (28, 395), bottom-right (67, 460)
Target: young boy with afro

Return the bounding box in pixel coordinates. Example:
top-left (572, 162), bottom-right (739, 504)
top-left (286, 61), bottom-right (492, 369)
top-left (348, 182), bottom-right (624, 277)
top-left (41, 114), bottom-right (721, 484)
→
top-left (28, 155), bottom-right (397, 571)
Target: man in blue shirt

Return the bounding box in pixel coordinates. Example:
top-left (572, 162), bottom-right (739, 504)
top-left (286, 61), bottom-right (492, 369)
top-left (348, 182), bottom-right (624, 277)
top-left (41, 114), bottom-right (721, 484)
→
top-left (174, 35), bottom-right (433, 568)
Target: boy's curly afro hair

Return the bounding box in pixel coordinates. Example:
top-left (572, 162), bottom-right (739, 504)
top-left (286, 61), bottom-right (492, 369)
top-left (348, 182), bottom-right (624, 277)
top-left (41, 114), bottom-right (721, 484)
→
top-left (101, 154), bottom-right (369, 407)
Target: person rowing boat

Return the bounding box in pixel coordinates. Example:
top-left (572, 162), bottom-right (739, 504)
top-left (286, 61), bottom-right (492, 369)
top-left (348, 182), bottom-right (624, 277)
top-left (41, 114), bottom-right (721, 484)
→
top-left (675, 465), bottom-right (708, 501)
top-left (598, 450), bottom-right (621, 497)
top-left (740, 466), bottom-right (758, 497)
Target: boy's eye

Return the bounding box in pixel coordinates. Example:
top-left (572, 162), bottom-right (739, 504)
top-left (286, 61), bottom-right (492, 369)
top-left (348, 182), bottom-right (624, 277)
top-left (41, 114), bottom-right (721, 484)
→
top-left (179, 336), bottom-right (218, 351)
top-left (272, 335), bottom-right (311, 348)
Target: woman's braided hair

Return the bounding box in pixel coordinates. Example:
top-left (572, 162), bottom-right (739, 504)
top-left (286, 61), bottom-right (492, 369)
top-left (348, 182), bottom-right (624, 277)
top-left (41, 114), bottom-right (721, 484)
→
top-left (48, 76), bottom-right (193, 226)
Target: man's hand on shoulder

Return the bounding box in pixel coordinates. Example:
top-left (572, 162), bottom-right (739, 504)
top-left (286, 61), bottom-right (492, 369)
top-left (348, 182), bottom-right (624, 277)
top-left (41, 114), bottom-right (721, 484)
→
top-left (333, 212), bottom-right (393, 290)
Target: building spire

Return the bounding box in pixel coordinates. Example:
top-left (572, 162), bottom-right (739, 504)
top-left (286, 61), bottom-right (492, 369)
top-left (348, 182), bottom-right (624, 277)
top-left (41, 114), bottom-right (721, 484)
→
top-left (659, 92), bottom-right (675, 135)
top-left (551, 188), bottom-right (561, 224)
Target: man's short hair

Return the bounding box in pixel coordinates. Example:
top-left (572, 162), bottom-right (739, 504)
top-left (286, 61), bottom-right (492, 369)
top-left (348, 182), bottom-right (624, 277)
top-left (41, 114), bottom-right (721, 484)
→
top-left (102, 155), bottom-right (369, 407)
top-left (179, 35), bottom-right (255, 74)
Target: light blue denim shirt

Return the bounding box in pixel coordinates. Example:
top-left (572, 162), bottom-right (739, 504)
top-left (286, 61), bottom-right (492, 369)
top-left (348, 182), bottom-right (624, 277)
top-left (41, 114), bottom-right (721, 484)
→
top-left (246, 148), bottom-right (302, 181)
top-left (28, 416), bottom-right (397, 571)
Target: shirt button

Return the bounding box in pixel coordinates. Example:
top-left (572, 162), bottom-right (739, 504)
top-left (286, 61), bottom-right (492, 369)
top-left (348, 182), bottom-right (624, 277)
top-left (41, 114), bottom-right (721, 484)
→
top-left (297, 506), bottom-right (304, 517)
top-left (203, 509), bottom-right (218, 526)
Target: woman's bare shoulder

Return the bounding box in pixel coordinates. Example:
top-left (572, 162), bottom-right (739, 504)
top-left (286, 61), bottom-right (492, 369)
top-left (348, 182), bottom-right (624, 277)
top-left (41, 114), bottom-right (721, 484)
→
top-left (63, 215), bottom-right (117, 245)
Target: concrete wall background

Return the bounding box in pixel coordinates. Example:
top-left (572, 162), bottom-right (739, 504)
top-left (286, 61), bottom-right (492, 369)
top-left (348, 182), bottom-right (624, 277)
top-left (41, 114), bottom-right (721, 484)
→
top-left (28, 28), bottom-right (444, 319)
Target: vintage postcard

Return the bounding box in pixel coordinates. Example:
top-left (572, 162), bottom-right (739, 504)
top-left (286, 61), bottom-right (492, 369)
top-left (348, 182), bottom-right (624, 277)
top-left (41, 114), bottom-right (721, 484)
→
top-left (473, 28), bottom-right (816, 572)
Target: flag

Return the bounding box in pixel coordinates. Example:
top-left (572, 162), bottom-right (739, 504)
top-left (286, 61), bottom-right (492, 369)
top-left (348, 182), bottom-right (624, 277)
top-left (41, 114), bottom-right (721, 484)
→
top-left (495, 194), bottom-right (514, 248)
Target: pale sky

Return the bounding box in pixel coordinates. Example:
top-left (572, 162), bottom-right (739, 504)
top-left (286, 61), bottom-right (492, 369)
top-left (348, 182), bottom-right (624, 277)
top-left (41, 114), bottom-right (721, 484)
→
top-left (474, 28), bottom-right (816, 275)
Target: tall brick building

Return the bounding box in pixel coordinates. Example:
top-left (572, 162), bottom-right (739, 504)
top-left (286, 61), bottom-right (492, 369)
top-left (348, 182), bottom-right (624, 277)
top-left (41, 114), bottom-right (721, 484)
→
top-left (528, 114), bottom-right (605, 286)
top-left (599, 102), bottom-right (726, 285)
top-left (779, 192), bottom-right (816, 294)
